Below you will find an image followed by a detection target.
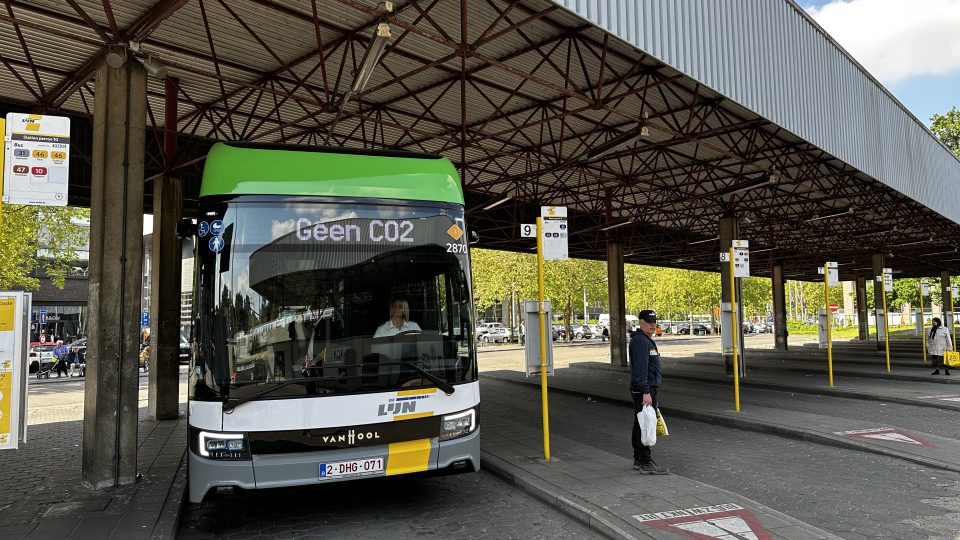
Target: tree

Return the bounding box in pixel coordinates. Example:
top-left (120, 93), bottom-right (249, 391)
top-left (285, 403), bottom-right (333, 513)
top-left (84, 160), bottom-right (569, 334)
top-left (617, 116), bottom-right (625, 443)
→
top-left (0, 205), bottom-right (89, 290)
top-left (930, 106), bottom-right (960, 158)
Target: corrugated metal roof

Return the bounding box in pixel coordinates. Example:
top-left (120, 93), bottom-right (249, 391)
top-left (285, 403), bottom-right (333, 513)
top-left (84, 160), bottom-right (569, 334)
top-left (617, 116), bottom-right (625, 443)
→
top-left (553, 0), bottom-right (960, 226)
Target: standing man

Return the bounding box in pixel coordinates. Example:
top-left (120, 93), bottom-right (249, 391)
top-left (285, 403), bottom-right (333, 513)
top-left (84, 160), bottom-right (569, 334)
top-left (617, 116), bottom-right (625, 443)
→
top-left (630, 310), bottom-right (668, 474)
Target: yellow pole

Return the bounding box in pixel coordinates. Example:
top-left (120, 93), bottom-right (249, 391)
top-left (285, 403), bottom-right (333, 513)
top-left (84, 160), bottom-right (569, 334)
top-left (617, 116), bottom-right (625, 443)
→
top-left (882, 285), bottom-right (891, 373)
top-left (729, 247), bottom-right (740, 412)
top-left (952, 285), bottom-right (957, 348)
top-left (825, 264), bottom-right (833, 387)
top-left (919, 280), bottom-right (926, 364)
top-left (0, 117), bottom-right (5, 236)
top-left (536, 217), bottom-right (550, 460)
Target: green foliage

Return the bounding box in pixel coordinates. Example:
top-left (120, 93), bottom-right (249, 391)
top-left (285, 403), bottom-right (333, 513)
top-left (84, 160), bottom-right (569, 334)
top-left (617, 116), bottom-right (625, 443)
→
top-left (0, 205), bottom-right (89, 290)
top-left (930, 106), bottom-right (960, 158)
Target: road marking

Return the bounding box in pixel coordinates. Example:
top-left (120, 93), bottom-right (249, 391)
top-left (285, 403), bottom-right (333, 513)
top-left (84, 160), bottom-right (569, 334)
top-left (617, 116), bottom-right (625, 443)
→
top-left (834, 427), bottom-right (936, 447)
top-left (634, 503), bottom-right (772, 539)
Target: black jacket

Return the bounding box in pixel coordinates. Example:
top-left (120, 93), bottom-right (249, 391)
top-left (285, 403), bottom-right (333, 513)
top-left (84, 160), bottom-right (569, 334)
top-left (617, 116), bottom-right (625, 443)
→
top-left (629, 332), bottom-right (661, 393)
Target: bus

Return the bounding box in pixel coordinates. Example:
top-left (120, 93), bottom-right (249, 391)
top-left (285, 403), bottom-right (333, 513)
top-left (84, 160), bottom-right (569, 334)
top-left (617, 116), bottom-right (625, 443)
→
top-left (187, 143), bottom-right (480, 503)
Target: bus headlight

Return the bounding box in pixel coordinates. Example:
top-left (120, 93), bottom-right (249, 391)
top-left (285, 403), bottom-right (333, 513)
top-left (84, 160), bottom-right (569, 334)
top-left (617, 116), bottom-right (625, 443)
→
top-left (198, 431), bottom-right (250, 460)
top-left (440, 409), bottom-right (477, 441)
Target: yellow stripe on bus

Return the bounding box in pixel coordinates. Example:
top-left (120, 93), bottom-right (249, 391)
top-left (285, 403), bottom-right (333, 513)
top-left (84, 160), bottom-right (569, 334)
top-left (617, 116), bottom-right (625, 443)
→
top-left (396, 388), bottom-right (437, 397)
top-left (392, 412), bottom-right (433, 421)
top-left (386, 438), bottom-right (431, 476)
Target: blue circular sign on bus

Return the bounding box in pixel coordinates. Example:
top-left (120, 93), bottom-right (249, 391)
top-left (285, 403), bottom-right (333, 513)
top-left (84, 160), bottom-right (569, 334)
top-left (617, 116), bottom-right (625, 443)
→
top-left (198, 221), bottom-right (210, 237)
top-left (209, 236), bottom-right (225, 253)
top-left (210, 220), bottom-right (224, 236)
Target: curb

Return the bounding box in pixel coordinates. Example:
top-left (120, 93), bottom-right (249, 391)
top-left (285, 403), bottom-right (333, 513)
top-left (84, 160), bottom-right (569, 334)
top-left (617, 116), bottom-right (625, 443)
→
top-left (150, 448), bottom-right (187, 539)
top-left (483, 374), bottom-right (960, 476)
top-left (480, 451), bottom-right (640, 540)
top-left (664, 374), bottom-right (960, 412)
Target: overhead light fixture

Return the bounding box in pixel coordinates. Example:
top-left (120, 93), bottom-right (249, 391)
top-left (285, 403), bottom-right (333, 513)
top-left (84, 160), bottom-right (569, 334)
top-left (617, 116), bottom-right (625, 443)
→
top-left (353, 22), bottom-right (392, 93)
top-left (923, 248), bottom-right (958, 256)
top-left (805, 207), bottom-right (852, 222)
top-left (713, 176), bottom-right (775, 197)
top-left (583, 122), bottom-right (650, 162)
top-left (600, 220), bottom-right (634, 232)
top-left (769, 169), bottom-right (781, 183)
top-left (688, 236), bottom-right (718, 245)
top-left (325, 11), bottom-right (393, 146)
top-left (137, 54), bottom-right (168, 79)
top-left (105, 45), bottom-right (127, 69)
top-left (851, 226), bottom-right (894, 238)
top-left (889, 238), bottom-right (931, 248)
top-left (482, 194), bottom-right (513, 210)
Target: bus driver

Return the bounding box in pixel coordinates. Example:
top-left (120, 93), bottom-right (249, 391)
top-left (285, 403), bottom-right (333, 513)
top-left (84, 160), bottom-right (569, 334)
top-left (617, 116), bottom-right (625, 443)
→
top-left (374, 297), bottom-right (422, 338)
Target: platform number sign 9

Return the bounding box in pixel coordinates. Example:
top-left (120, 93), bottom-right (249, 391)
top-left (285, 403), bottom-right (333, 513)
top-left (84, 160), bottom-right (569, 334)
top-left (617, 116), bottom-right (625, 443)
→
top-left (520, 223), bottom-right (536, 238)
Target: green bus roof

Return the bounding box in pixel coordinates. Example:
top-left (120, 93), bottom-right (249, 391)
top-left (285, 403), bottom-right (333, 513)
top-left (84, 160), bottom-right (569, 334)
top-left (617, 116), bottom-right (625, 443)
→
top-left (200, 143), bottom-right (464, 204)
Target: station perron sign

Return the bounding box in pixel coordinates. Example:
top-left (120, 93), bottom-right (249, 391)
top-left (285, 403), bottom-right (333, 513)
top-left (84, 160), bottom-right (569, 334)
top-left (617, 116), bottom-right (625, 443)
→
top-left (540, 206), bottom-right (568, 261)
top-left (732, 239), bottom-right (750, 278)
top-left (2, 113), bottom-right (71, 206)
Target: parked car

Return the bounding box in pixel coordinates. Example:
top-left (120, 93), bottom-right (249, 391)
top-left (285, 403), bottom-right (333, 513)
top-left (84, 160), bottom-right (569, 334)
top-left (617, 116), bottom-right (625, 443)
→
top-left (552, 324), bottom-right (567, 340)
top-left (475, 322), bottom-right (504, 338)
top-left (479, 326), bottom-right (509, 343)
top-left (179, 336), bottom-right (192, 364)
top-left (678, 323), bottom-right (711, 335)
top-left (571, 324), bottom-right (593, 340)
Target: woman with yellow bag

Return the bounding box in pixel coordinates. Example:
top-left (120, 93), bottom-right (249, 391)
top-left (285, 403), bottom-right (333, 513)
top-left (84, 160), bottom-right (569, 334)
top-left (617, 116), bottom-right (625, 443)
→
top-left (928, 317), bottom-right (953, 376)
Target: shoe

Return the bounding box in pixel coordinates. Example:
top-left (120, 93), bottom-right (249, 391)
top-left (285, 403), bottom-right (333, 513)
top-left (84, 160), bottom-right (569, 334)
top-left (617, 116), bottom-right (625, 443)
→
top-left (932, 370), bottom-right (941, 375)
top-left (946, 370), bottom-right (952, 376)
top-left (638, 461), bottom-right (669, 475)
top-left (633, 458), bottom-right (642, 470)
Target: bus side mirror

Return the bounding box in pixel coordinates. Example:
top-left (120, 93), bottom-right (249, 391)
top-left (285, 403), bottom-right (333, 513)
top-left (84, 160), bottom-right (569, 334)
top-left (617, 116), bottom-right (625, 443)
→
top-left (468, 230), bottom-right (479, 245)
top-left (176, 218), bottom-right (195, 238)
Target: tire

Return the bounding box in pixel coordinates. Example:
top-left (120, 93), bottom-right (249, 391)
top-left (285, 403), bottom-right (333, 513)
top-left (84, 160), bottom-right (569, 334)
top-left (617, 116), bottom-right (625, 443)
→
top-left (575, 333), bottom-right (583, 340)
top-left (482, 335), bottom-right (490, 343)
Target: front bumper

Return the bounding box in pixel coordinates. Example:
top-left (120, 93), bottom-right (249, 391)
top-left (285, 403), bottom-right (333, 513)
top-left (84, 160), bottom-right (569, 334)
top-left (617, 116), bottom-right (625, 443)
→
top-left (188, 428), bottom-right (480, 503)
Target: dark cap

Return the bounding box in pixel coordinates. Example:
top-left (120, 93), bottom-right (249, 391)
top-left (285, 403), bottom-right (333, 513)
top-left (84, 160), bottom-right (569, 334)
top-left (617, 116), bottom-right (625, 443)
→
top-left (638, 310), bottom-right (657, 323)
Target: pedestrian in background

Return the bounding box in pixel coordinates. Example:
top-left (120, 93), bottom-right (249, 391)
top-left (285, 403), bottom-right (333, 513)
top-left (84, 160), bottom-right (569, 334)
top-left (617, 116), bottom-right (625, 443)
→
top-left (53, 339), bottom-right (69, 378)
top-left (929, 317), bottom-right (953, 376)
top-left (629, 309), bottom-right (668, 474)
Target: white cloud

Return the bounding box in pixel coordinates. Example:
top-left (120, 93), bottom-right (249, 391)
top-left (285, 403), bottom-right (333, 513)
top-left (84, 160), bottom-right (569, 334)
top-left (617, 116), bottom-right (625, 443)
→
top-left (806, 0), bottom-right (960, 83)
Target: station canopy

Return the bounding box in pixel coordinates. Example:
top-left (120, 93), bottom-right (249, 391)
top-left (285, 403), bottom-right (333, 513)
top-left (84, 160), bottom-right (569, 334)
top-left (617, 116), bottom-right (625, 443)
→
top-left (1, 0), bottom-right (959, 280)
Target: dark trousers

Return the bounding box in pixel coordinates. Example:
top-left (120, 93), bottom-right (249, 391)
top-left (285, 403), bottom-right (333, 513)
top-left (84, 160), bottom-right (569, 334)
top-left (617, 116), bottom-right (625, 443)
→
top-left (631, 387), bottom-right (659, 463)
top-left (932, 355), bottom-right (945, 369)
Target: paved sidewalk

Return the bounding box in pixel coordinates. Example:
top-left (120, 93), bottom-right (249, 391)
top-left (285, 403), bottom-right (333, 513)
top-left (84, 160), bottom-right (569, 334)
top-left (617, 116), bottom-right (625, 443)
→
top-left (480, 400), bottom-right (840, 539)
top-left (0, 412), bottom-right (187, 540)
top-left (481, 344), bottom-right (960, 538)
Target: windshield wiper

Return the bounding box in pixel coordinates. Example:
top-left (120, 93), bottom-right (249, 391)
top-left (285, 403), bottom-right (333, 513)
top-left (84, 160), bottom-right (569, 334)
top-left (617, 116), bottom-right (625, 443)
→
top-left (223, 379), bottom-right (331, 413)
top-left (402, 362), bottom-right (455, 395)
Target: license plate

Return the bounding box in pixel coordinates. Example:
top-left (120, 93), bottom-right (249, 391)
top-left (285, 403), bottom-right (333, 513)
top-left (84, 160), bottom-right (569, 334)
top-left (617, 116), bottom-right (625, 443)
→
top-left (319, 457), bottom-right (384, 479)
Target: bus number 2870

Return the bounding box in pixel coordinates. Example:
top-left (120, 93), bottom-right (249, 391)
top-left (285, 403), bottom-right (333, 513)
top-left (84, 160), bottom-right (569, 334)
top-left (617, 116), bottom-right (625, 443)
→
top-left (446, 243), bottom-right (467, 254)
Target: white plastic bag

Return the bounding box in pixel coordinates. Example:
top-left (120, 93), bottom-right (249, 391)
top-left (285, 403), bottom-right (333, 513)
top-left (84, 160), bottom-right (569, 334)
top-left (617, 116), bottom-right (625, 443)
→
top-left (637, 404), bottom-right (657, 446)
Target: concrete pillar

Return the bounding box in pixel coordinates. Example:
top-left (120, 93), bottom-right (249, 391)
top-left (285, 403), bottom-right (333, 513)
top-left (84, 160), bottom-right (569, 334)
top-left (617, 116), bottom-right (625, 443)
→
top-left (719, 214), bottom-right (744, 375)
top-left (83, 60), bottom-right (147, 490)
top-left (149, 77), bottom-right (182, 421)
top-left (872, 253), bottom-right (885, 350)
top-left (148, 178), bottom-right (182, 420)
top-left (606, 241), bottom-right (627, 367)
top-left (771, 263), bottom-right (788, 350)
top-left (855, 275), bottom-right (869, 341)
top-left (942, 271), bottom-right (953, 333)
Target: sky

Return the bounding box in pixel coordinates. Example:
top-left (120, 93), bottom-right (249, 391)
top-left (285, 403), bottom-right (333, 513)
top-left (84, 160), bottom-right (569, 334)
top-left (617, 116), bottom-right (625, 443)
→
top-left (802, 0), bottom-right (960, 126)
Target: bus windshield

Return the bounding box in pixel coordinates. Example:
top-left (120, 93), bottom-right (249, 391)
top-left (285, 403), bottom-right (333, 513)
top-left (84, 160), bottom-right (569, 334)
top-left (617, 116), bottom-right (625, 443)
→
top-left (191, 198), bottom-right (477, 402)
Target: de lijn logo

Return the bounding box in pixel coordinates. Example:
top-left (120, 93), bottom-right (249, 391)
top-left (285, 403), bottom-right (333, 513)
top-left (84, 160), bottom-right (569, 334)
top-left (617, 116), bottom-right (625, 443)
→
top-left (378, 394), bottom-right (431, 416)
